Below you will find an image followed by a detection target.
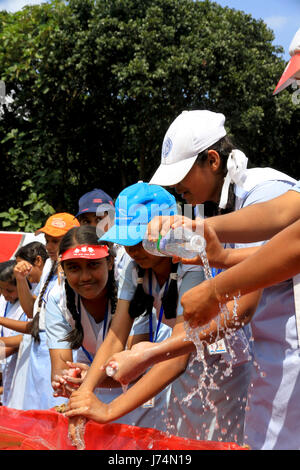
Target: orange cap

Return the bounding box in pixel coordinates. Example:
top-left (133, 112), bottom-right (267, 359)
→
top-left (35, 213), bottom-right (80, 238)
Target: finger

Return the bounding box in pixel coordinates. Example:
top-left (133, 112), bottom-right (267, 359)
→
top-left (67, 361), bottom-right (89, 370)
top-left (65, 383), bottom-right (80, 393)
top-left (62, 376), bottom-right (82, 384)
top-left (160, 215), bottom-right (176, 237)
top-left (147, 216), bottom-right (162, 241)
top-left (64, 407), bottom-right (89, 418)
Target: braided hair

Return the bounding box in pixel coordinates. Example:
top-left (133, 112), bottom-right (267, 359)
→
top-left (128, 266), bottom-right (154, 320)
top-left (129, 261), bottom-right (179, 321)
top-left (31, 260), bottom-right (58, 343)
top-left (59, 225), bottom-right (117, 350)
top-left (161, 262), bottom-right (179, 319)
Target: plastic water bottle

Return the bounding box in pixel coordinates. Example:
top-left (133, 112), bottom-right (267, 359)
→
top-left (143, 227), bottom-right (206, 259)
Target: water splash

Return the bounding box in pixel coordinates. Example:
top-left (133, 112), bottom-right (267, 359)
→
top-left (68, 417), bottom-right (87, 450)
top-left (181, 249), bottom-right (242, 436)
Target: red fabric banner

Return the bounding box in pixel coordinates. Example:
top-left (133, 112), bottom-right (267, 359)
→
top-left (0, 407), bottom-right (248, 450)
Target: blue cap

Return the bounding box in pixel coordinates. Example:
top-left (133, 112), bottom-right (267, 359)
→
top-left (76, 189), bottom-right (114, 218)
top-left (100, 182), bottom-right (177, 246)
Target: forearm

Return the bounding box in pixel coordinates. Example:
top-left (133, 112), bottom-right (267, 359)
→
top-left (206, 191), bottom-right (300, 243)
top-left (212, 220), bottom-right (300, 298)
top-left (219, 246), bottom-right (260, 268)
top-left (105, 354), bottom-right (189, 423)
top-left (132, 291), bottom-right (260, 369)
top-left (4, 346), bottom-right (18, 358)
top-left (0, 334), bottom-right (23, 349)
top-left (16, 278), bottom-right (35, 318)
top-left (49, 348), bottom-right (73, 382)
top-left (0, 317), bottom-right (32, 334)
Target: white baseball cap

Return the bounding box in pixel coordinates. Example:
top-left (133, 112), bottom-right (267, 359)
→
top-left (273, 28), bottom-right (300, 95)
top-left (149, 110), bottom-right (227, 186)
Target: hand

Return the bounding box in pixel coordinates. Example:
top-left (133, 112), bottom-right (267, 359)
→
top-left (147, 215), bottom-right (198, 241)
top-left (172, 224), bottom-right (230, 269)
top-left (64, 389), bottom-right (109, 423)
top-left (103, 341), bottom-right (154, 385)
top-left (13, 260), bottom-right (32, 281)
top-left (182, 279), bottom-right (220, 328)
top-left (68, 416), bottom-right (87, 450)
top-left (52, 362), bottom-right (89, 398)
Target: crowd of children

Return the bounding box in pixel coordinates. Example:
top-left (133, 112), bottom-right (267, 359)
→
top-left (0, 28), bottom-right (299, 451)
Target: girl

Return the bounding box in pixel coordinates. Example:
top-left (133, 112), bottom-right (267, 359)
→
top-left (45, 222), bottom-right (171, 435)
top-left (0, 261), bottom-right (28, 406)
top-left (64, 182), bottom-right (251, 446)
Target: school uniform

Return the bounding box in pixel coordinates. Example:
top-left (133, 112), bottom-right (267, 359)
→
top-left (231, 168), bottom-right (299, 449)
top-left (290, 179), bottom-right (300, 193)
top-left (0, 295), bottom-right (27, 406)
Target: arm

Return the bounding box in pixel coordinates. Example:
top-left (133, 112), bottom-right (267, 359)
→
top-left (183, 219), bottom-right (300, 328)
top-left (0, 317), bottom-right (32, 334)
top-left (14, 261), bottom-right (36, 318)
top-left (65, 320), bottom-right (190, 423)
top-left (65, 290), bottom-right (261, 423)
top-left (0, 335), bottom-right (23, 358)
top-left (147, 189), bottom-right (300, 245)
top-left (207, 189), bottom-right (300, 243)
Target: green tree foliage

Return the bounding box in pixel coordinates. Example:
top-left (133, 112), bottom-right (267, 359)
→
top-left (0, 0), bottom-right (299, 230)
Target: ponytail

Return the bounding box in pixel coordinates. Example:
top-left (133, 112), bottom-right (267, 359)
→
top-left (61, 279), bottom-right (84, 350)
top-left (128, 266), bottom-right (154, 319)
top-left (161, 262), bottom-right (179, 319)
top-left (31, 260), bottom-right (58, 343)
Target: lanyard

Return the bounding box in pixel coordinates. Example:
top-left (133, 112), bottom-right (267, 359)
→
top-left (211, 268), bottom-right (222, 277)
top-left (148, 273), bottom-right (169, 343)
top-left (0, 302), bottom-right (9, 338)
top-left (77, 298), bottom-right (109, 364)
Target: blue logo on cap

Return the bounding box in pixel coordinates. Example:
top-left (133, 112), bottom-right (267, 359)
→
top-left (162, 137), bottom-right (172, 159)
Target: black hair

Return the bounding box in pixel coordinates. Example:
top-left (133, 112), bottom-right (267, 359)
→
top-left (0, 260), bottom-right (17, 286)
top-left (59, 225), bottom-right (117, 349)
top-left (195, 135), bottom-right (236, 216)
top-left (161, 262), bottom-right (179, 319)
top-left (15, 241), bottom-right (48, 265)
top-left (31, 259), bottom-right (58, 343)
top-left (128, 266), bottom-right (154, 320)
top-left (129, 261), bottom-right (179, 326)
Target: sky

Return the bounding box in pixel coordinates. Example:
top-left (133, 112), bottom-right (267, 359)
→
top-left (0, 0), bottom-right (299, 60)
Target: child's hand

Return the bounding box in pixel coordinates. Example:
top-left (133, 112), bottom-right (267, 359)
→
top-left (13, 260), bottom-right (32, 281)
top-left (103, 341), bottom-right (155, 385)
top-left (52, 362), bottom-right (89, 398)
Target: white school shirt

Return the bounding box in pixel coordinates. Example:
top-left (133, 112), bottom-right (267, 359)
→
top-left (290, 179), bottom-right (300, 193)
top-left (33, 258), bottom-right (57, 331)
top-left (230, 168), bottom-right (299, 449)
top-left (0, 295), bottom-right (27, 406)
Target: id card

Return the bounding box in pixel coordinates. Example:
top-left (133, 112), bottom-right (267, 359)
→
top-left (207, 339), bottom-right (227, 355)
top-left (142, 397), bottom-right (155, 408)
